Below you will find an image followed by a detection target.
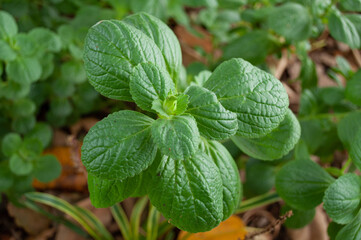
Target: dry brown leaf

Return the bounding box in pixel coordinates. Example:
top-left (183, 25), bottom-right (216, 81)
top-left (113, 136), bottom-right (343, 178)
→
top-left (7, 203), bottom-right (50, 235)
top-left (177, 215), bottom-right (247, 240)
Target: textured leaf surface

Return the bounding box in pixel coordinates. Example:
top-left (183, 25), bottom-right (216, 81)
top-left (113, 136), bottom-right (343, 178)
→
top-left (88, 173), bottom-right (140, 208)
top-left (83, 19), bottom-right (166, 101)
top-left (124, 12), bottom-right (182, 81)
top-left (148, 153), bottom-right (223, 232)
top-left (185, 85), bottom-right (238, 140)
top-left (336, 211), bottom-right (361, 240)
top-left (81, 110), bottom-right (157, 180)
top-left (266, 3), bottom-right (312, 41)
top-left (130, 62), bottom-right (175, 112)
top-left (202, 140), bottom-right (241, 220)
top-left (231, 109), bottom-right (300, 160)
top-left (0, 11), bottom-right (18, 39)
top-left (204, 58), bottom-right (288, 138)
top-left (151, 115), bottom-right (200, 160)
top-left (329, 11), bottom-right (360, 49)
top-left (323, 173), bottom-right (361, 224)
top-left (276, 160), bottom-right (334, 210)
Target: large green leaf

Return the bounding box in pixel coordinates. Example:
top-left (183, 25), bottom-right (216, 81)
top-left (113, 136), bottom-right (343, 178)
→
top-left (232, 109), bottom-right (300, 160)
top-left (124, 12), bottom-right (182, 81)
top-left (266, 3), bottom-right (312, 41)
top-left (148, 152), bottom-right (223, 232)
top-left (345, 69), bottom-right (361, 106)
top-left (201, 139), bottom-right (241, 220)
top-left (328, 11), bottom-right (360, 49)
top-left (151, 114), bottom-right (200, 160)
top-left (0, 10), bottom-right (18, 40)
top-left (276, 159), bottom-right (334, 210)
top-left (204, 58), bottom-right (288, 138)
top-left (130, 62), bottom-right (175, 112)
top-left (185, 85), bottom-right (238, 140)
top-left (88, 173), bottom-right (140, 208)
top-left (83, 19), bottom-right (166, 101)
top-left (81, 110), bottom-right (157, 180)
top-left (6, 57), bottom-right (42, 84)
top-left (281, 205), bottom-right (315, 229)
top-left (336, 211), bottom-right (361, 240)
top-left (323, 173), bottom-right (361, 224)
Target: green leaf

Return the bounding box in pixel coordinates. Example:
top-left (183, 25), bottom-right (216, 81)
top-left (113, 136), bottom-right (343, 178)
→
top-left (151, 114), bottom-right (200, 160)
top-left (124, 12), bottom-right (182, 81)
top-left (350, 130), bottom-right (361, 171)
top-left (26, 123), bottom-right (53, 148)
top-left (14, 33), bottom-right (36, 57)
top-left (148, 152), bottom-right (223, 233)
top-left (6, 57), bottom-right (42, 84)
top-left (0, 80), bottom-right (30, 100)
top-left (223, 30), bottom-right (275, 65)
top-left (328, 222), bottom-right (344, 240)
top-left (266, 3), bottom-right (312, 42)
top-left (33, 155), bottom-right (62, 182)
top-left (129, 62), bottom-right (175, 112)
top-left (201, 139), bottom-right (242, 220)
top-left (345, 69), bottom-right (361, 106)
top-left (0, 161), bottom-right (14, 191)
top-left (204, 58), bottom-right (289, 138)
top-left (281, 205), bottom-right (315, 229)
top-left (87, 173), bottom-right (140, 208)
top-left (9, 154), bottom-right (33, 176)
top-left (61, 60), bottom-right (87, 84)
top-left (231, 109), bottom-right (300, 160)
top-left (129, 0), bottom-right (168, 21)
top-left (276, 159), bottom-right (334, 210)
top-left (336, 211), bottom-right (361, 240)
top-left (50, 98), bottom-right (73, 117)
top-left (340, 0), bottom-right (361, 11)
top-left (83, 19), bottom-right (166, 101)
top-left (2, 133), bottom-right (22, 157)
top-left (12, 115), bottom-right (36, 134)
top-left (11, 98), bottom-right (36, 118)
top-left (19, 138), bottom-right (43, 157)
top-left (0, 10), bottom-right (18, 40)
top-left (185, 85), bottom-right (238, 140)
top-left (28, 28), bottom-right (62, 53)
top-left (244, 159), bottom-right (275, 197)
top-left (0, 39), bottom-right (16, 61)
top-left (323, 173), bottom-right (361, 224)
top-left (328, 11), bottom-right (360, 49)
top-left (81, 110), bottom-right (157, 180)
top-left (346, 14), bottom-right (361, 41)
top-left (337, 111), bottom-right (361, 148)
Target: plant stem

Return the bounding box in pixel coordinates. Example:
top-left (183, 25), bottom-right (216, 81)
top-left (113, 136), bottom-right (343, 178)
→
top-left (235, 192), bottom-right (281, 214)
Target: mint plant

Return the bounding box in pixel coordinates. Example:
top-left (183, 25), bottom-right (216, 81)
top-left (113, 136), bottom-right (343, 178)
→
top-left (81, 12), bottom-right (299, 233)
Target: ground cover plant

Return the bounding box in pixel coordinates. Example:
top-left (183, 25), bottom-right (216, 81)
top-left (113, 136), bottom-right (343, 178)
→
top-left (80, 12), bottom-right (300, 233)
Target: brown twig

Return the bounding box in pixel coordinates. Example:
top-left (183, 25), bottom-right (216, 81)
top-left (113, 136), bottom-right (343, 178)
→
top-left (275, 49), bottom-right (289, 79)
top-left (352, 49), bottom-right (361, 68)
top-left (245, 210), bottom-right (293, 240)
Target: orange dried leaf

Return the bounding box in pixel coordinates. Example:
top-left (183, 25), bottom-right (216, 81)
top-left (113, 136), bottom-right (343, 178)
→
top-left (178, 215), bottom-right (247, 240)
